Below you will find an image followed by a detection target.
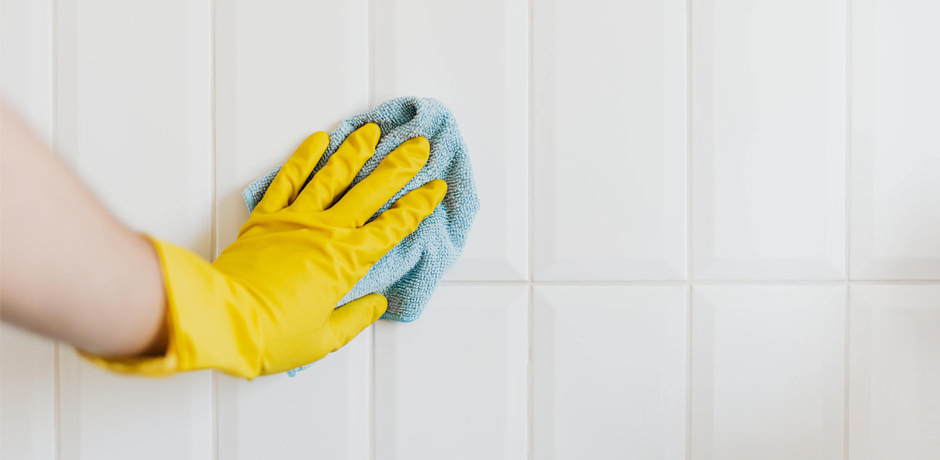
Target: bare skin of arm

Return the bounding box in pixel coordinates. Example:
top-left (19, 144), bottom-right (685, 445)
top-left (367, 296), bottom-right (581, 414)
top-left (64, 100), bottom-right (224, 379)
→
top-left (0, 100), bottom-right (168, 357)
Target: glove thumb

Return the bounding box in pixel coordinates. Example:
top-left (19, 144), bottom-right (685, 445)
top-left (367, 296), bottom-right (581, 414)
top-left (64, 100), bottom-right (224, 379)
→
top-left (329, 293), bottom-right (388, 350)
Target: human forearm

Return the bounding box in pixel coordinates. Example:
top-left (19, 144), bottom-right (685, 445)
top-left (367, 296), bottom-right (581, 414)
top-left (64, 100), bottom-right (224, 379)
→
top-left (0, 100), bottom-right (167, 357)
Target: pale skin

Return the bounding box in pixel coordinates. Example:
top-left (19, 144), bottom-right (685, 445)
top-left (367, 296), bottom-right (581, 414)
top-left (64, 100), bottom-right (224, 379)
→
top-left (0, 100), bottom-right (169, 357)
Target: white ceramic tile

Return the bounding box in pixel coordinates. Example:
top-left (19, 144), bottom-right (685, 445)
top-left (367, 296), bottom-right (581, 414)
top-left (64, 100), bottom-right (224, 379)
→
top-left (0, 326), bottom-right (56, 460)
top-left (374, 0), bottom-right (528, 281)
top-left (849, 285), bottom-right (940, 459)
top-left (57, 351), bottom-right (213, 460)
top-left (532, 0), bottom-right (687, 281)
top-left (217, 334), bottom-right (370, 460)
top-left (214, 0), bottom-right (369, 249)
top-left (374, 286), bottom-right (527, 460)
top-left (533, 286), bottom-right (687, 460)
top-left (54, 1), bottom-right (213, 459)
top-left (213, 2), bottom-right (370, 458)
top-left (690, 285), bottom-right (845, 460)
top-left (0, 1), bottom-right (57, 458)
top-left (691, 0), bottom-right (846, 280)
top-left (0, 0), bottom-right (53, 140)
top-left (850, 0), bottom-right (940, 280)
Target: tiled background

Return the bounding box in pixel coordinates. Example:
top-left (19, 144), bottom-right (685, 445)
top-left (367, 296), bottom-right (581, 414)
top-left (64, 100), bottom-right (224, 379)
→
top-left (1, 0), bottom-right (939, 459)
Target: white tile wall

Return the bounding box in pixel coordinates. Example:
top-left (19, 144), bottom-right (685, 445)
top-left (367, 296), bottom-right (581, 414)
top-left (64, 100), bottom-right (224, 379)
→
top-left (0, 1), bottom-right (56, 459)
top-left (3, 0), bottom-right (940, 459)
top-left (216, 338), bottom-right (370, 460)
top-left (691, 286), bottom-right (846, 460)
top-left (691, 0), bottom-right (846, 280)
top-left (374, 286), bottom-right (527, 460)
top-left (52, 1), bottom-right (214, 459)
top-left (212, 2), bottom-right (371, 457)
top-left (850, 0), bottom-right (940, 280)
top-left (532, 0), bottom-right (687, 281)
top-left (375, 0), bottom-right (530, 281)
top-left (533, 286), bottom-right (687, 460)
top-left (849, 286), bottom-right (940, 459)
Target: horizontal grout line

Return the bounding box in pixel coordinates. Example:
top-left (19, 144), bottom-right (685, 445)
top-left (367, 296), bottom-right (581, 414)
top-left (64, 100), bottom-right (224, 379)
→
top-left (843, 279), bottom-right (940, 284)
top-left (440, 279), bottom-right (940, 286)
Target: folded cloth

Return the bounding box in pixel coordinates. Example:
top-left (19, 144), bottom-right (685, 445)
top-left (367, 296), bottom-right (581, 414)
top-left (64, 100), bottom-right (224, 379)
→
top-left (244, 96), bottom-right (479, 326)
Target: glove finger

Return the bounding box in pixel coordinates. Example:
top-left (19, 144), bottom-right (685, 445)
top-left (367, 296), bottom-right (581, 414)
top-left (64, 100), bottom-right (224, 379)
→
top-left (254, 131), bottom-right (329, 214)
top-left (330, 136), bottom-right (430, 227)
top-left (329, 293), bottom-right (388, 350)
top-left (362, 179), bottom-right (447, 252)
top-left (293, 123), bottom-right (381, 212)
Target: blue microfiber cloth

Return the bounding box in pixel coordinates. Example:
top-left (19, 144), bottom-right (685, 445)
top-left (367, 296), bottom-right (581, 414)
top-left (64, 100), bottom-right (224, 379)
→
top-left (244, 97), bottom-right (478, 351)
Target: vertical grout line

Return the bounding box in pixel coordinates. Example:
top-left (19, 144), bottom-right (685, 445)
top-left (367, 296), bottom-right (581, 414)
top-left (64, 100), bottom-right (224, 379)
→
top-left (527, 284), bottom-right (535, 460)
top-left (844, 284), bottom-right (851, 459)
top-left (685, 285), bottom-right (692, 460)
top-left (51, 0), bottom-right (62, 458)
top-left (54, 343), bottom-right (61, 460)
top-left (843, 0), bottom-right (852, 458)
top-left (368, 1), bottom-right (377, 459)
top-left (368, 0), bottom-right (376, 110)
top-left (844, 0), bottom-right (852, 286)
top-left (526, 0), bottom-right (536, 458)
top-left (208, 2), bottom-right (217, 261)
top-left (685, 0), bottom-right (693, 287)
top-left (527, 0), bottom-right (536, 286)
top-left (684, 0), bottom-right (693, 458)
top-left (209, 0), bottom-right (219, 457)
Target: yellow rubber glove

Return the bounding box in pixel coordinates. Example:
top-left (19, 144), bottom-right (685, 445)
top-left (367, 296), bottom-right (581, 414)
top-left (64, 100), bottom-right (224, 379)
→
top-left (81, 123), bottom-right (447, 379)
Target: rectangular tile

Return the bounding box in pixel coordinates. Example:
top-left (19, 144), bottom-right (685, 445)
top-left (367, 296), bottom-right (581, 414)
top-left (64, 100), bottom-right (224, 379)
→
top-left (849, 285), bottom-right (940, 459)
top-left (0, 0), bottom-right (53, 140)
top-left (1, 326), bottom-right (56, 460)
top-left (56, 0), bottom-right (213, 251)
top-left (57, 352), bottom-right (213, 460)
top-left (374, 0), bottom-right (528, 280)
top-left (213, 2), bottom-right (370, 458)
top-left (54, 1), bottom-right (213, 459)
top-left (217, 335), bottom-right (370, 460)
top-left (532, 0), bottom-right (687, 281)
top-left (691, 0), bottom-right (846, 280)
top-left (1, 1), bottom-right (57, 458)
top-left (374, 286), bottom-right (527, 460)
top-left (691, 285), bottom-right (845, 460)
top-left (850, 0), bottom-right (940, 279)
top-left (214, 0), bottom-right (369, 249)
top-left (533, 286), bottom-right (687, 459)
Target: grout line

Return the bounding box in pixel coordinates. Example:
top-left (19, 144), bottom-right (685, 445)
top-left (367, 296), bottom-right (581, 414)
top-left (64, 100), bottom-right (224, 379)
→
top-left (525, 0), bottom-right (536, 285)
top-left (368, 0), bottom-right (376, 110)
top-left (685, 0), bottom-right (693, 457)
top-left (208, 6), bottom-right (218, 260)
top-left (51, 0), bottom-right (62, 457)
top-left (844, 283), bottom-right (851, 459)
top-left (841, 279), bottom-right (940, 284)
top-left (54, 343), bottom-right (61, 460)
top-left (843, 1), bottom-right (853, 457)
top-left (368, 0), bottom-right (377, 458)
top-left (208, 0), bottom-right (220, 458)
top-left (369, 328), bottom-right (376, 460)
top-left (526, 0), bottom-right (536, 456)
top-left (685, 285), bottom-right (693, 460)
top-left (527, 284), bottom-right (535, 460)
top-left (685, 0), bottom-right (694, 286)
top-left (683, 279), bottom-right (846, 285)
top-left (439, 279), bottom-right (940, 286)
top-left (441, 280), bottom-right (534, 285)
top-left (844, 0), bottom-right (853, 285)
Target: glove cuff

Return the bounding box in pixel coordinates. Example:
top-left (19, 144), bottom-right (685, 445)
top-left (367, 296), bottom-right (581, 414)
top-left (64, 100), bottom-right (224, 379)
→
top-left (79, 235), bottom-right (262, 379)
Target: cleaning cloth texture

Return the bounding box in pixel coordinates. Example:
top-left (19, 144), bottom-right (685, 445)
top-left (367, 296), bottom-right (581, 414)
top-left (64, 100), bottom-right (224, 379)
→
top-left (244, 96), bottom-right (479, 324)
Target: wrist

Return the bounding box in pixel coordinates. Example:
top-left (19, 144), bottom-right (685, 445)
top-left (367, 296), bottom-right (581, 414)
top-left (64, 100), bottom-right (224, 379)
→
top-left (80, 238), bottom-right (263, 378)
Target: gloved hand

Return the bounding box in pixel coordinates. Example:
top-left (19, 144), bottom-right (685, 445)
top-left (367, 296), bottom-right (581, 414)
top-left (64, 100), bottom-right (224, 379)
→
top-left (81, 123), bottom-right (446, 379)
